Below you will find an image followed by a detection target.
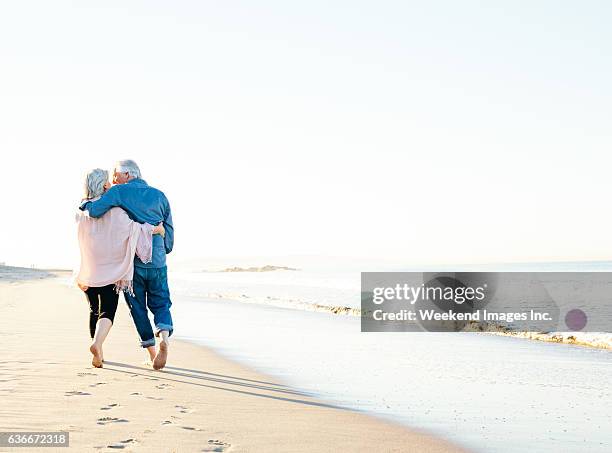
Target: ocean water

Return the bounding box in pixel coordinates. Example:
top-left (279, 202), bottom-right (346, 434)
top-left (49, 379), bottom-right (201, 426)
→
top-left (170, 268), bottom-right (360, 311)
top-left (170, 260), bottom-right (612, 313)
top-left (168, 263), bottom-right (612, 453)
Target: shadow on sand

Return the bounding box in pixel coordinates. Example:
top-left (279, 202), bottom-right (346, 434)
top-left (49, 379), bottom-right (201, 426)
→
top-left (103, 361), bottom-right (352, 411)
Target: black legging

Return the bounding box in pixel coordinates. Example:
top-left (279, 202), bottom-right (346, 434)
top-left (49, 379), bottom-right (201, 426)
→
top-left (85, 284), bottom-right (119, 338)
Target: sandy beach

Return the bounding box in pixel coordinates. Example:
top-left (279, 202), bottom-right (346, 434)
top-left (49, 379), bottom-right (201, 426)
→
top-left (0, 269), bottom-right (465, 453)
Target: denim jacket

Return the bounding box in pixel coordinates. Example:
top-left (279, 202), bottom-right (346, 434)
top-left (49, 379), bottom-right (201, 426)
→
top-left (79, 178), bottom-right (174, 268)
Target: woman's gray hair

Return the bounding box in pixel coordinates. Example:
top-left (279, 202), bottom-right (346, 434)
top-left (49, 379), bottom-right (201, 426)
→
top-left (115, 159), bottom-right (141, 179)
top-left (84, 168), bottom-right (109, 199)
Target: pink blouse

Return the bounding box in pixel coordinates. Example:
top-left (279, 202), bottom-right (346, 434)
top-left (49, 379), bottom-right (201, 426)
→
top-left (74, 204), bottom-right (154, 293)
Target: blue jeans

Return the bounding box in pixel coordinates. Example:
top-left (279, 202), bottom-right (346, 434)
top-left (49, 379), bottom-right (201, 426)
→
top-left (124, 266), bottom-right (173, 348)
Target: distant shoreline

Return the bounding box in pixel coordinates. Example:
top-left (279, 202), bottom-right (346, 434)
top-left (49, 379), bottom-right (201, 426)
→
top-left (205, 265), bottom-right (300, 273)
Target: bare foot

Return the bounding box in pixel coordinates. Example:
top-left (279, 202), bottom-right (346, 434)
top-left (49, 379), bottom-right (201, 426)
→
top-left (143, 348), bottom-right (155, 368)
top-left (146, 345), bottom-right (156, 362)
top-left (90, 344), bottom-right (103, 368)
top-left (153, 341), bottom-right (168, 370)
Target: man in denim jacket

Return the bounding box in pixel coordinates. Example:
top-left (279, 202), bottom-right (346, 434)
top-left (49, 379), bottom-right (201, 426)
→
top-left (80, 159), bottom-right (174, 370)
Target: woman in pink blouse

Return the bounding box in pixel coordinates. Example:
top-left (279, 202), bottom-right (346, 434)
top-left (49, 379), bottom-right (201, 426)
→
top-left (74, 168), bottom-right (164, 368)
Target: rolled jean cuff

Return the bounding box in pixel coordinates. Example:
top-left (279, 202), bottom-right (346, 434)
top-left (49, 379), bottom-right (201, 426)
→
top-left (155, 323), bottom-right (174, 337)
top-left (140, 338), bottom-right (156, 348)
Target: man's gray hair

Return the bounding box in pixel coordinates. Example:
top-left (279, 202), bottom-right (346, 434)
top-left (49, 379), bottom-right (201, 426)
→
top-left (84, 168), bottom-right (109, 199)
top-left (115, 159), bottom-right (141, 179)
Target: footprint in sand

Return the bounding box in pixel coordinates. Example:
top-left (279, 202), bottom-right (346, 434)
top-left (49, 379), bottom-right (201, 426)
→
top-left (97, 417), bottom-right (129, 425)
top-left (202, 439), bottom-right (232, 452)
top-left (155, 383), bottom-right (171, 389)
top-left (100, 403), bottom-right (119, 411)
top-left (65, 390), bottom-right (91, 396)
top-left (146, 396), bottom-right (164, 401)
top-left (107, 438), bottom-right (138, 449)
top-left (181, 426), bottom-right (202, 431)
top-left (89, 382), bottom-right (107, 387)
top-left (161, 419), bottom-right (201, 431)
top-left (130, 392), bottom-right (142, 396)
top-left (175, 405), bottom-right (194, 414)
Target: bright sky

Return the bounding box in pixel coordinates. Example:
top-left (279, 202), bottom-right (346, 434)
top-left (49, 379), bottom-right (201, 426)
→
top-left (1, 1), bottom-right (611, 268)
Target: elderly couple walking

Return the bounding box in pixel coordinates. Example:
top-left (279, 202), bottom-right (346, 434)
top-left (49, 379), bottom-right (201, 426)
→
top-left (74, 159), bottom-right (174, 370)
